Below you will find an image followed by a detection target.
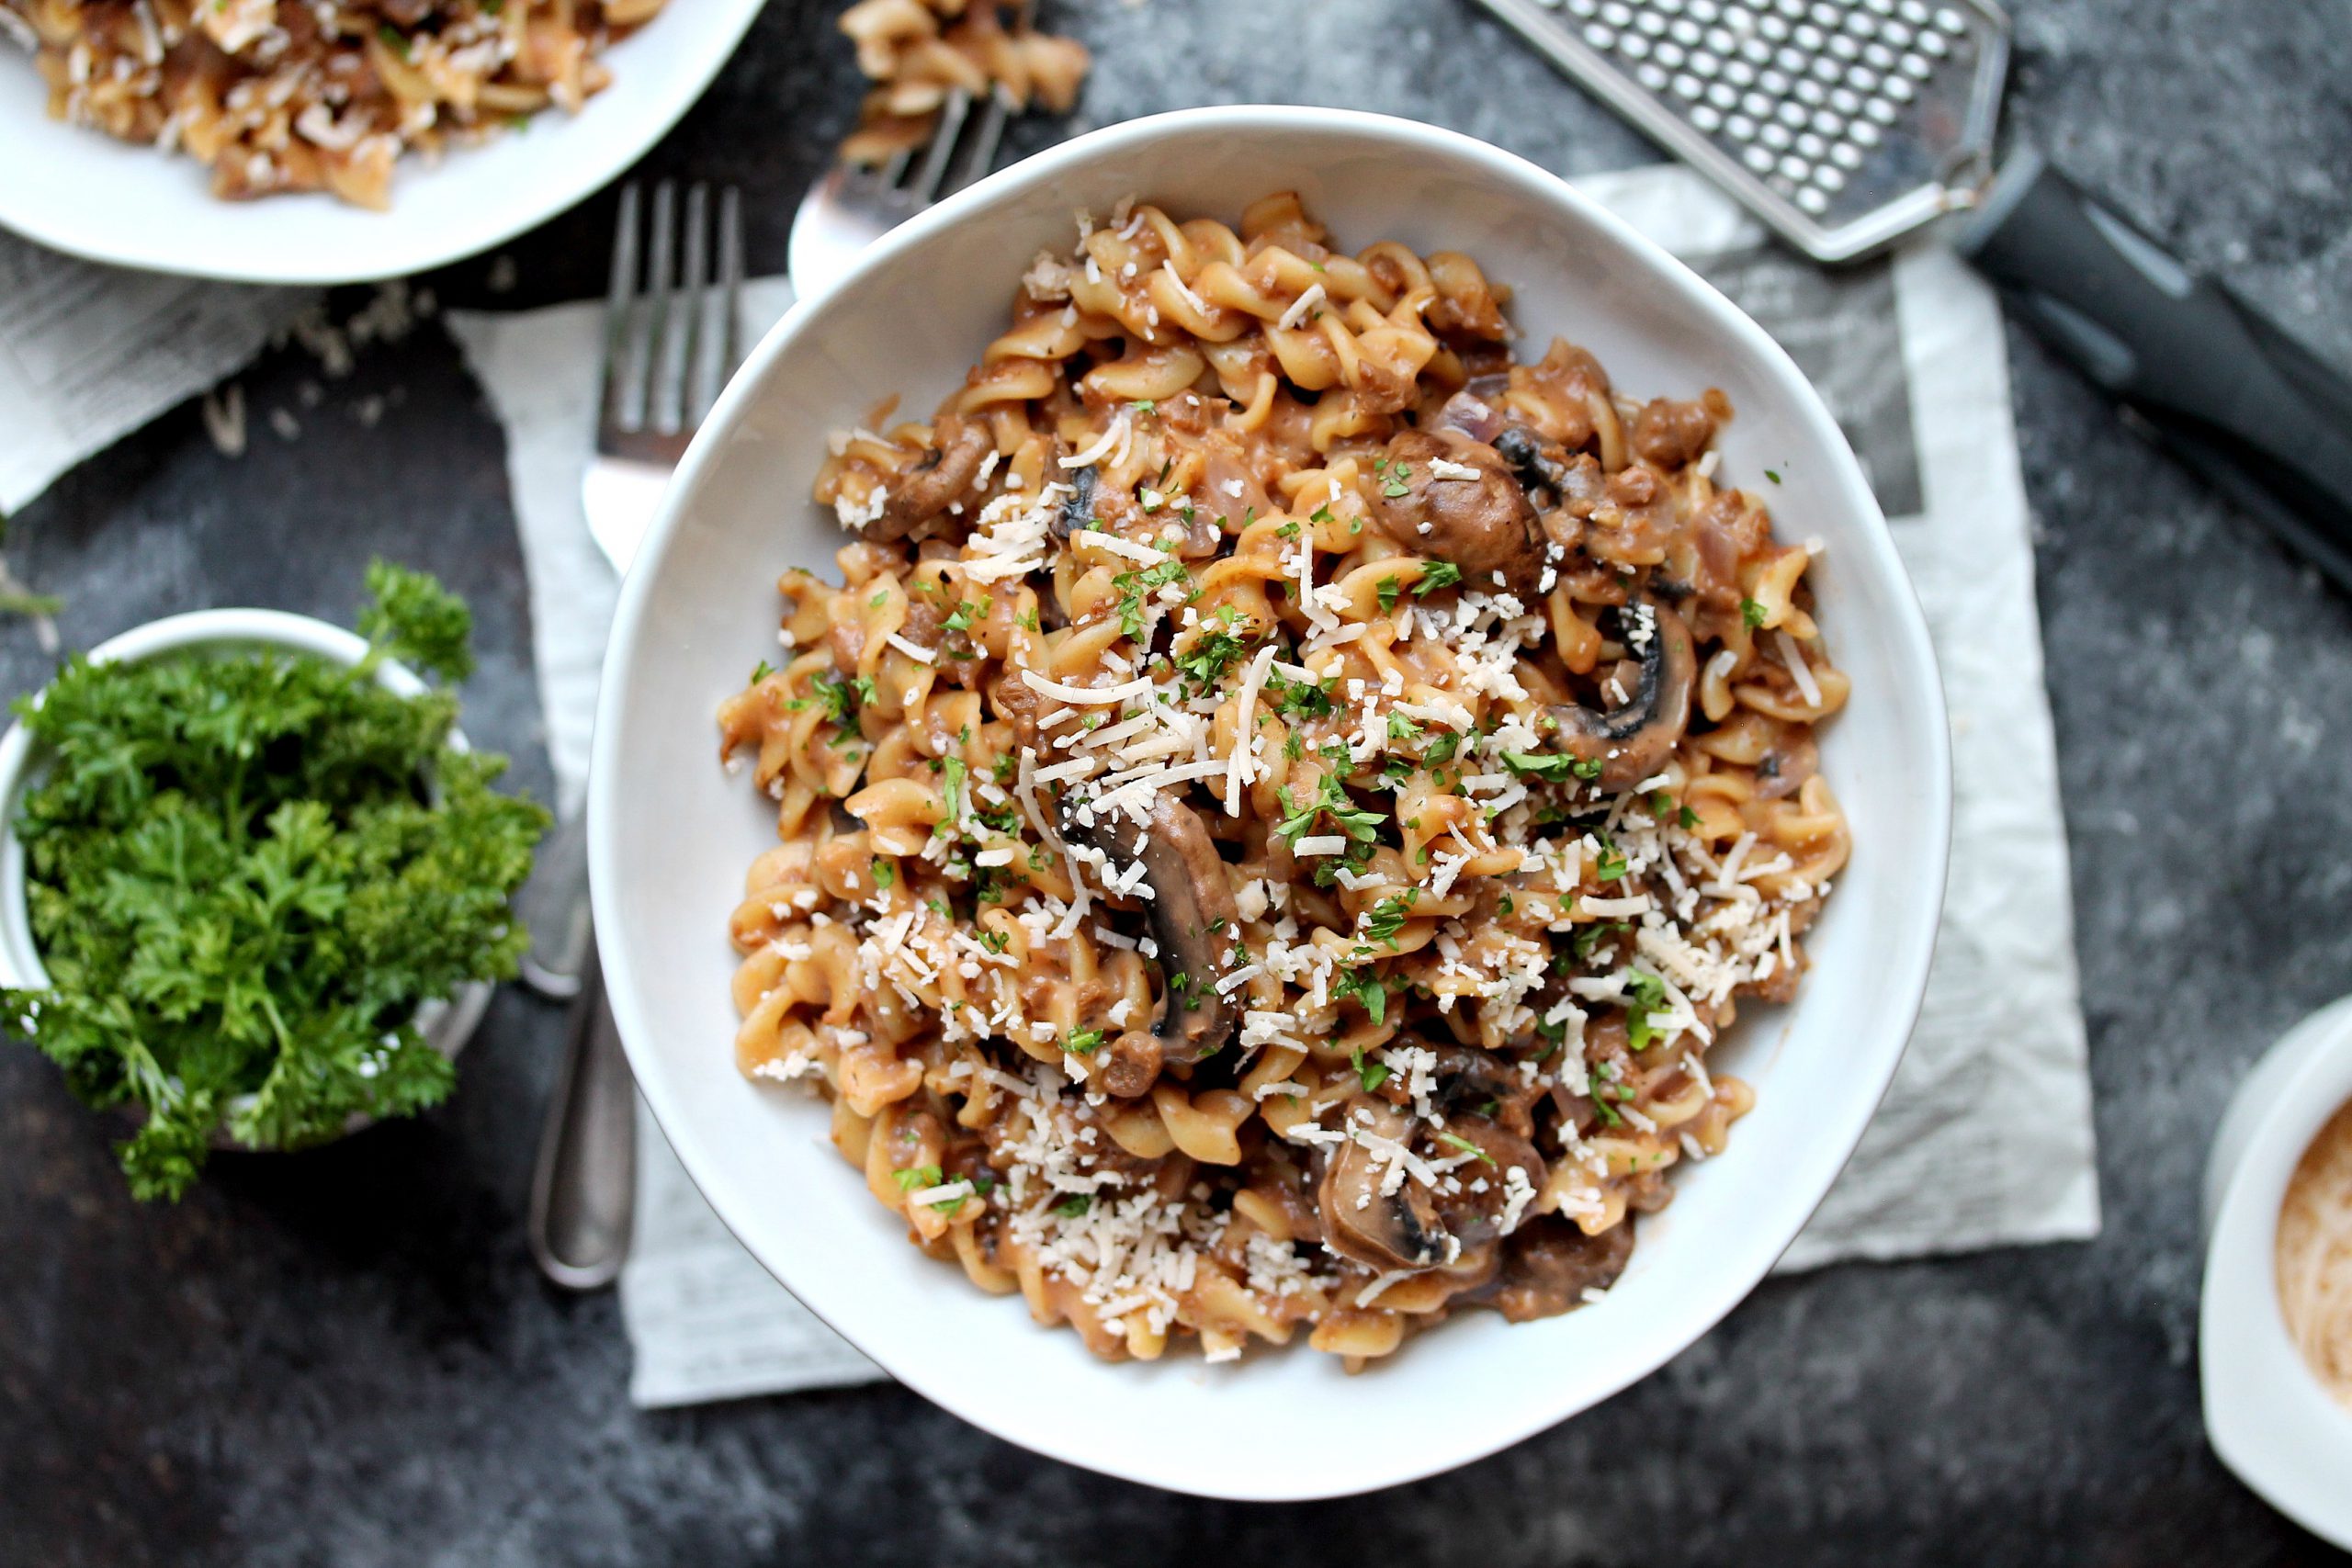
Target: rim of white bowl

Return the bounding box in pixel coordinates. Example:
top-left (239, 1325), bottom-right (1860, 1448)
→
top-left (0, 609), bottom-right (488, 1105)
top-left (590, 104), bottom-right (1953, 1498)
top-left (0, 0), bottom-right (765, 284)
top-left (2200, 1001), bottom-right (2352, 1550)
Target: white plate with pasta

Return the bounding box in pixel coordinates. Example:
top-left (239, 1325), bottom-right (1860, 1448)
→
top-left (588, 106), bottom-right (1951, 1499)
top-left (0, 0), bottom-right (764, 283)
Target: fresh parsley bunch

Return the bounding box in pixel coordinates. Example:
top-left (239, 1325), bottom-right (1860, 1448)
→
top-left (2, 564), bottom-right (549, 1200)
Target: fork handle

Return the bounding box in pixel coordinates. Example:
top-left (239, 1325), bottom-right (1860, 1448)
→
top-left (1959, 146), bottom-right (2352, 591)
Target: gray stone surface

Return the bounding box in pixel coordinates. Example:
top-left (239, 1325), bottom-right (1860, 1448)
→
top-left (3, 0), bottom-right (2350, 1562)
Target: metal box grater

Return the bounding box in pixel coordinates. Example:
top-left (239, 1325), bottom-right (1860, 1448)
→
top-left (1476, 0), bottom-right (2010, 262)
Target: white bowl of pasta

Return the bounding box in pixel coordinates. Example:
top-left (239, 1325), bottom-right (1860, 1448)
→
top-left (0, 0), bottom-right (763, 283)
top-left (589, 105), bottom-right (1950, 1499)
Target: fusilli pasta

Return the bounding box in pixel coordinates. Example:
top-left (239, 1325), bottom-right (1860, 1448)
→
top-left (719, 194), bottom-right (1851, 1368)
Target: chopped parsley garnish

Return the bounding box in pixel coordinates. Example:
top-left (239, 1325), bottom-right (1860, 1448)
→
top-left (1274, 776), bottom-right (1384, 846)
top-left (1351, 1045), bottom-right (1390, 1093)
top-left (1624, 967), bottom-right (1669, 1051)
top-left (1130, 400), bottom-right (1156, 415)
top-left (376, 22), bottom-right (413, 59)
top-left (1764, 468), bottom-right (1783, 484)
top-left (1363, 893), bottom-right (1415, 944)
top-left (1376, 575), bottom-right (1402, 614)
top-left (1063, 1027), bottom-right (1105, 1055)
top-left (1386, 711), bottom-right (1422, 742)
top-left (978, 929), bottom-right (1010, 953)
top-left (1424, 731), bottom-right (1461, 764)
top-left (892, 1164), bottom-right (944, 1193)
top-left (1572, 920), bottom-right (1630, 961)
top-left (1411, 560), bottom-right (1462, 597)
top-left (1593, 838), bottom-right (1629, 882)
top-left (1501, 750), bottom-right (1603, 784)
top-left (1438, 1132), bottom-right (1496, 1167)
top-left (871, 856), bottom-right (895, 889)
top-left (943, 598), bottom-right (988, 635)
top-left (1177, 627), bottom-right (1249, 694)
top-left (1383, 465), bottom-right (1413, 499)
top-left (750, 660), bottom-right (775, 683)
top-left (1051, 1194), bottom-right (1092, 1219)
top-left (1334, 969), bottom-right (1387, 1025)
top-left (1741, 597), bottom-right (1767, 629)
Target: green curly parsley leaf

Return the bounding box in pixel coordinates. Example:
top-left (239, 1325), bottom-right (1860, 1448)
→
top-left (1, 566), bottom-right (547, 1200)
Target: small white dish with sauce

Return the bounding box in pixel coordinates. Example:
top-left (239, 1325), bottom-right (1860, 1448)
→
top-left (2202, 996), bottom-right (2352, 1550)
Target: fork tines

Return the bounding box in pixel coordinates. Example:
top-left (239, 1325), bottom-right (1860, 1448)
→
top-left (599, 179), bottom-right (745, 461)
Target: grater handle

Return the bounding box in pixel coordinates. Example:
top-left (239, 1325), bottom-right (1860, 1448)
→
top-left (1958, 147), bottom-right (2352, 592)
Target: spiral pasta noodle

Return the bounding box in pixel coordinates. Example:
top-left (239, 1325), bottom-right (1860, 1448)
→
top-left (833, 0), bottom-right (1087, 166)
top-left (2, 0), bottom-right (664, 206)
top-left (719, 194), bottom-right (1851, 1368)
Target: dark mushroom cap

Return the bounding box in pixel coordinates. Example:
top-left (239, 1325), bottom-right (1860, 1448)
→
top-left (862, 414), bottom-right (992, 542)
top-left (1367, 429), bottom-right (1547, 599)
top-left (1056, 790), bottom-right (1241, 1088)
top-left (1317, 1095), bottom-right (1450, 1270)
top-left (1545, 589), bottom-right (1696, 793)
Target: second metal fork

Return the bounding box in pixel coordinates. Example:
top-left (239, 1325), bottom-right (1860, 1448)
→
top-left (582, 178), bottom-right (745, 575)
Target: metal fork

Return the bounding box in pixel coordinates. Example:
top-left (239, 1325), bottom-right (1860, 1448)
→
top-left (786, 0), bottom-right (1032, 299)
top-left (581, 179), bottom-right (745, 575)
top-left (523, 178), bottom-right (745, 1292)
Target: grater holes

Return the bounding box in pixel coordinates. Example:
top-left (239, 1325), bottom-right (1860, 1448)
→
top-left (1724, 111), bottom-right (1756, 140)
top-left (1881, 18), bottom-right (1915, 48)
top-left (1793, 130), bottom-right (1826, 159)
top-left (1600, 1), bottom-right (1634, 26)
top-left (1760, 66), bottom-right (1792, 92)
top-left (1707, 80), bottom-right (1739, 107)
top-left (1583, 21), bottom-right (1616, 48)
top-left (1634, 6), bottom-right (1669, 33)
top-left (1690, 103), bottom-right (1724, 130)
top-left (1862, 39), bottom-right (1896, 68)
top-left (1564, 0), bottom-right (1597, 11)
top-left (1900, 50), bottom-right (1933, 77)
top-left (1897, 0), bottom-right (1931, 21)
top-left (1757, 12), bottom-right (1790, 40)
top-left (1849, 116), bottom-right (1883, 144)
top-left (1722, 55), bottom-right (1755, 85)
top-left (1775, 98), bottom-right (1809, 127)
top-left (1635, 60), bottom-right (1669, 86)
top-left (1671, 69), bottom-right (1704, 96)
top-left (1791, 75), bottom-right (1826, 104)
top-left (1656, 40), bottom-right (1687, 67)
top-left (1825, 31), bottom-right (1860, 61)
top-left (1792, 22), bottom-right (1823, 51)
top-left (1811, 164), bottom-right (1847, 193)
top-left (1916, 27), bottom-right (1948, 57)
top-left (1671, 17), bottom-right (1703, 43)
top-left (1620, 31), bottom-right (1651, 58)
top-left (1795, 186), bottom-right (1829, 214)
top-left (1806, 0), bottom-right (1840, 24)
top-left (1809, 107), bottom-right (1844, 137)
top-left (1827, 84), bottom-right (1860, 112)
top-left (1687, 46), bottom-right (1720, 73)
top-left (1741, 88), bottom-right (1773, 117)
top-left (1757, 120), bottom-right (1792, 150)
top-left (1934, 5), bottom-right (1966, 32)
top-left (1742, 144), bottom-right (1774, 174)
top-left (1777, 153), bottom-right (1810, 182)
top-left (1879, 73), bottom-right (1914, 104)
top-left (1828, 141), bottom-right (1864, 169)
top-left (1686, 0), bottom-right (1718, 17)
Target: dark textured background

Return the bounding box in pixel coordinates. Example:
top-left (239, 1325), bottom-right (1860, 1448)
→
top-left (5, 1), bottom-right (2351, 1562)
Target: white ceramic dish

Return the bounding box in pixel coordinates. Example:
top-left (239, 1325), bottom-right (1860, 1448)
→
top-left (589, 106), bottom-right (1951, 1500)
top-left (2201, 997), bottom-right (2352, 1550)
top-left (0, 0), bottom-right (764, 284)
top-left (0, 609), bottom-right (491, 1117)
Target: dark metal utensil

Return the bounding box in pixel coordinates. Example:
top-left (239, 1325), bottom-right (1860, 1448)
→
top-left (526, 936), bottom-right (637, 1291)
top-left (1477, 0), bottom-right (2352, 592)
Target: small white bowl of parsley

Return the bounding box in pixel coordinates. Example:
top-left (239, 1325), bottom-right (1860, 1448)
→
top-left (0, 565), bottom-right (549, 1200)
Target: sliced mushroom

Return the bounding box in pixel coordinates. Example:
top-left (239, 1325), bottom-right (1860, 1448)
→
top-left (1317, 1095), bottom-right (1449, 1270)
top-left (865, 415), bottom-right (991, 541)
top-left (1050, 465), bottom-right (1096, 541)
top-left (1367, 429), bottom-right (1546, 597)
top-left (1427, 1115), bottom-right (1546, 1247)
top-left (1544, 589), bottom-right (1696, 793)
top-left (1057, 790), bottom-right (1241, 1088)
top-left (1429, 1043), bottom-right (1545, 1137)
